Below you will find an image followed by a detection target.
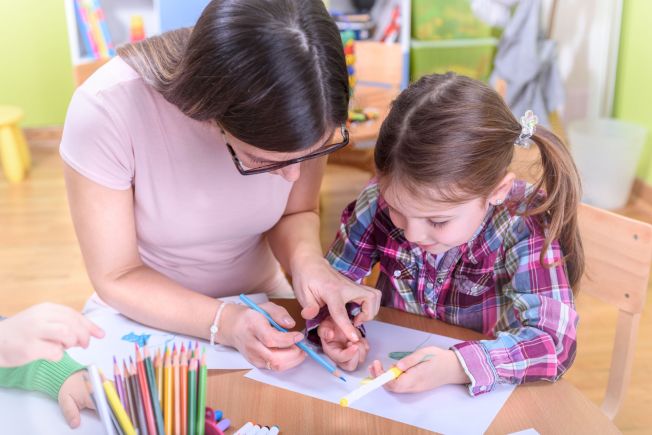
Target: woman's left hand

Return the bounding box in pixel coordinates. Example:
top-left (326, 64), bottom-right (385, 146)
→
top-left (368, 347), bottom-right (470, 393)
top-left (291, 256), bottom-right (381, 342)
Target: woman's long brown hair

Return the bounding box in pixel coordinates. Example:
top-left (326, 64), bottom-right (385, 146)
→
top-left (117, 0), bottom-right (349, 153)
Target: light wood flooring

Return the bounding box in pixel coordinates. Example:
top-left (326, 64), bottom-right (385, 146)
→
top-left (1, 144), bottom-right (651, 433)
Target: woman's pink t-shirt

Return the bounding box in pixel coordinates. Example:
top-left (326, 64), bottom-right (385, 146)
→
top-left (60, 57), bottom-right (294, 297)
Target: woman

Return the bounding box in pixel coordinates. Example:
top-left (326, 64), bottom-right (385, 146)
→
top-left (61, 0), bottom-right (380, 371)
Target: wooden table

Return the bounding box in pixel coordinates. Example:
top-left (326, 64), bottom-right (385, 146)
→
top-left (206, 300), bottom-right (619, 434)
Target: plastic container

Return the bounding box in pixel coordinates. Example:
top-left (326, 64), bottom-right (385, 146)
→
top-left (410, 38), bottom-right (498, 82)
top-left (569, 118), bottom-right (647, 210)
top-left (411, 0), bottom-right (493, 40)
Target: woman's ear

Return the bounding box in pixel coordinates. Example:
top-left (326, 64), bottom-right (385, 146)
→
top-left (488, 172), bottom-right (516, 206)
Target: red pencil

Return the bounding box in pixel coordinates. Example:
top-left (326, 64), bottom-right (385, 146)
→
top-left (135, 345), bottom-right (157, 435)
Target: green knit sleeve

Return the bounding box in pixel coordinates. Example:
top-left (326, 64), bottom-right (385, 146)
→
top-left (0, 352), bottom-right (86, 400)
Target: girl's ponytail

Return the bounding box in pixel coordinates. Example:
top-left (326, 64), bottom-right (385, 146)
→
top-left (528, 127), bottom-right (584, 291)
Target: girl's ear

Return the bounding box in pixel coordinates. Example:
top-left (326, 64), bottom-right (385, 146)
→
top-left (488, 172), bottom-right (516, 206)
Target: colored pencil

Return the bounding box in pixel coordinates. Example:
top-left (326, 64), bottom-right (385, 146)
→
top-left (135, 345), bottom-right (157, 435)
top-left (181, 345), bottom-right (188, 435)
top-left (113, 357), bottom-right (128, 411)
top-left (121, 360), bottom-right (136, 426)
top-left (100, 370), bottom-right (136, 435)
top-left (174, 347), bottom-right (181, 435)
top-left (87, 365), bottom-right (117, 435)
top-left (128, 360), bottom-right (149, 435)
top-left (196, 351), bottom-right (207, 435)
top-left (164, 347), bottom-right (173, 434)
top-left (239, 293), bottom-right (346, 382)
top-left (155, 348), bottom-right (163, 406)
top-left (144, 346), bottom-right (166, 435)
top-left (188, 358), bottom-right (198, 435)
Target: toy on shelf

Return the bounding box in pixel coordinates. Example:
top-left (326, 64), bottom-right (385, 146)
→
top-left (130, 15), bottom-right (146, 42)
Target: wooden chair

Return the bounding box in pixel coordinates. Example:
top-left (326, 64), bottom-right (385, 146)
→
top-left (577, 203), bottom-right (652, 419)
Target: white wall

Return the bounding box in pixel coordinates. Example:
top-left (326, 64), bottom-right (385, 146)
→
top-left (546, 0), bottom-right (622, 122)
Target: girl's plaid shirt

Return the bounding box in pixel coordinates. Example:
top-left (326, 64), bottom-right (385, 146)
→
top-left (313, 179), bottom-right (578, 396)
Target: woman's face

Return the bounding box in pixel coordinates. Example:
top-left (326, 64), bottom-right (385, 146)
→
top-left (221, 128), bottom-right (337, 182)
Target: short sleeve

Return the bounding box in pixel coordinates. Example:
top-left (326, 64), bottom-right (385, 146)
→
top-left (59, 88), bottom-right (134, 190)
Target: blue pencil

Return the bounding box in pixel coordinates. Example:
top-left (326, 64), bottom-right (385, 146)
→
top-left (239, 294), bottom-right (346, 382)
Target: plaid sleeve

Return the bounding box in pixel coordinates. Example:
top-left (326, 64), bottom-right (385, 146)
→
top-left (452, 219), bottom-right (578, 396)
top-left (325, 180), bottom-right (381, 282)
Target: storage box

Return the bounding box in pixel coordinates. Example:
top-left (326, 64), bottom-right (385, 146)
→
top-left (411, 0), bottom-right (494, 41)
top-left (410, 38), bottom-right (498, 82)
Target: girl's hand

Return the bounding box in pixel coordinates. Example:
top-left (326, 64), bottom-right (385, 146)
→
top-left (0, 303), bottom-right (105, 367)
top-left (368, 347), bottom-right (470, 393)
top-left (58, 370), bottom-right (96, 428)
top-left (291, 256), bottom-right (381, 342)
top-left (318, 316), bottom-right (369, 371)
top-left (217, 302), bottom-right (307, 371)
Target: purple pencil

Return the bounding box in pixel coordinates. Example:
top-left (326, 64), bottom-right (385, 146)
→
top-left (113, 356), bottom-right (128, 410)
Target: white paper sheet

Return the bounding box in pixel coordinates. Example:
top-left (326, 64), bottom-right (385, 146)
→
top-left (67, 293), bottom-right (270, 375)
top-left (245, 320), bottom-right (515, 435)
top-left (0, 388), bottom-right (104, 434)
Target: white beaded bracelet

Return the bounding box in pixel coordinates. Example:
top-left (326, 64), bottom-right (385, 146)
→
top-left (210, 302), bottom-right (230, 346)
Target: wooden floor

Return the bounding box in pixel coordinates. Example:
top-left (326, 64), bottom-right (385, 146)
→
top-left (2, 145), bottom-right (651, 433)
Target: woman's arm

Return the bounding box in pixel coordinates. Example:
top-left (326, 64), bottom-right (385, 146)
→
top-left (64, 164), bottom-right (305, 371)
top-left (266, 157), bottom-right (381, 341)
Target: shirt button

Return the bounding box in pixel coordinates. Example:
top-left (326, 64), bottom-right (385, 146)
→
top-left (436, 277), bottom-right (444, 284)
top-left (393, 270), bottom-right (401, 278)
top-left (426, 283), bottom-right (434, 290)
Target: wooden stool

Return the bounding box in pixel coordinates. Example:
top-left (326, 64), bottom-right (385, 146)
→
top-left (0, 106), bottom-right (31, 183)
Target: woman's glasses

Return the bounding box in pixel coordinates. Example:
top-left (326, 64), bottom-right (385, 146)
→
top-left (223, 124), bottom-right (349, 175)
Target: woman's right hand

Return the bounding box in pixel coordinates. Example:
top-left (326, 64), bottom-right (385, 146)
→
top-left (0, 303), bottom-right (105, 367)
top-left (217, 302), bottom-right (307, 371)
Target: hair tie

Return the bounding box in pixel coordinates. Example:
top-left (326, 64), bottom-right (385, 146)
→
top-left (515, 110), bottom-right (538, 149)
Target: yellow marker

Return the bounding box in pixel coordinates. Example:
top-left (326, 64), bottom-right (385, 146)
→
top-left (100, 370), bottom-right (136, 435)
top-left (340, 367), bottom-right (403, 407)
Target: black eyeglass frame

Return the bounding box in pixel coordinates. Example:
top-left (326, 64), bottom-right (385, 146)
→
top-left (223, 124), bottom-right (350, 176)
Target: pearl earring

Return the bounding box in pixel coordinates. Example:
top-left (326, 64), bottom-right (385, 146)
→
top-left (494, 199), bottom-right (504, 206)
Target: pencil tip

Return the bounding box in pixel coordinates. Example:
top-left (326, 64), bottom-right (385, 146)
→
top-left (340, 376), bottom-right (347, 382)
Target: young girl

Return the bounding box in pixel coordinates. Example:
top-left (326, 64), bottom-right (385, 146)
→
top-left (315, 73), bottom-right (583, 396)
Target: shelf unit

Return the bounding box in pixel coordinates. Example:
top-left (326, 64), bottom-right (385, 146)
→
top-left (63, 0), bottom-right (211, 84)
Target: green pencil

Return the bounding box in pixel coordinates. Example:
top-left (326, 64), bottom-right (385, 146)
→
top-left (188, 358), bottom-right (198, 435)
top-left (144, 347), bottom-right (166, 435)
top-left (196, 351), bottom-right (207, 435)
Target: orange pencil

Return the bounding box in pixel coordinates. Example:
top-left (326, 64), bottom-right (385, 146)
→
top-left (164, 347), bottom-right (173, 434)
top-left (181, 344), bottom-right (188, 435)
top-left (135, 345), bottom-right (157, 435)
top-left (174, 346), bottom-right (181, 435)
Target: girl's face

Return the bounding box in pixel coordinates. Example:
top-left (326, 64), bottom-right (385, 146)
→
top-left (381, 176), bottom-right (514, 255)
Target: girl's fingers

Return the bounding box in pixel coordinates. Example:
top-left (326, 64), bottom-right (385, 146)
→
top-left (396, 347), bottom-right (438, 372)
top-left (59, 392), bottom-right (82, 428)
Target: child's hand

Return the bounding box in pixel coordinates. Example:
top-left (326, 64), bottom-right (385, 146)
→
top-left (368, 347), bottom-right (470, 393)
top-left (318, 316), bottom-right (369, 371)
top-left (0, 303), bottom-right (105, 367)
top-left (58, 370), bottom-right (96, 428)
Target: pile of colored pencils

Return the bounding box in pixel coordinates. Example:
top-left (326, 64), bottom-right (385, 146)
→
top-left (94, 342), bottom-right (208, 435)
